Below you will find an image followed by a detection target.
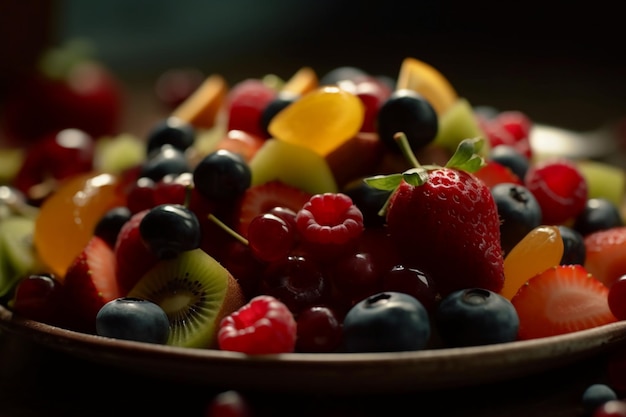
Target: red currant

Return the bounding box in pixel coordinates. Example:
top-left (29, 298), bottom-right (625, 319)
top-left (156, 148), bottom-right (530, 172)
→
top-left (295, 305), bottom-right (342, 353)
top-left (247, 213), bottom-right (296, 262)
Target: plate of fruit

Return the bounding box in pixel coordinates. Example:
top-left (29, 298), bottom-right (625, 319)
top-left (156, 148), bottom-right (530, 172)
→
top-left (1, 50), bottom-right (626, 394)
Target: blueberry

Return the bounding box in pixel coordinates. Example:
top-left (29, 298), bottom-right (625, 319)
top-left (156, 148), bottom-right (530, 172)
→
top-left (377, 89), bottom-right (438, 153)
top-left (489, 144), bottom-right (530, 180)
top-left (341, 291), bottom-right (431, 352)
top-left (491, 182), bottom-right (542, 254)
top-left (139, 203), bottom-right (201, 259)
top-left (581, 383), bottom-right (618, 414)
top-left (260, 92), bottom-right (298, 137)
top-left (94, 206), bottom-right (132, 248)
top-left (140, 144), bottom-right (191, 182)
top-left (342, 178), bottom-right (391, 227)
top-left (558, 225), bottom-right (586, 265)
top-left (192, 149), bottom-right (251, 201)
top-left (573, 197), bottom-right (624, 236)
top-left (145, 117), bottom-right (195, 155)
top-left (435, 288), bottom-right (519, 347)
top-left (96, 297), bottom-right (170, 344)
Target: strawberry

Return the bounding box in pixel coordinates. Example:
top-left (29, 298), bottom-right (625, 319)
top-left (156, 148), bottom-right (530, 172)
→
top-left (472, 160), bottom-right (522, 189)
top-left (584, 226), bottom-right (626, 288)
top-left (367, 135), bottom-right (505, 297)
top-left (60, 236), bottom-right (122, 334)
top-left (511, 264), bottom-right (617, 340)
top-left (233, 180), bottom-right (312, 237)
top-left (114, 209), bottom-right (159, 294)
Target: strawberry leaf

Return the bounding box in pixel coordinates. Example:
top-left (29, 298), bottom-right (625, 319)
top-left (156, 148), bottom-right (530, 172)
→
top-left (364, 173), bottom-right (403, 191)
top-left (401, 167), bottom-right (429, 186)
top-left (444, 137), bottom-right (486, 173)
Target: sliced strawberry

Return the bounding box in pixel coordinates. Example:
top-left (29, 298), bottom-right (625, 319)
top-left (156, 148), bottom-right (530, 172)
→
top-left (60, 236), bottom-right (122, 334)
top-left (511, 264), bottom-right (617, 340)
top-left (114, 209), bottom-right (159, 294)
top-left (233, 180), bottom-right (312, 237)
top-left (584, 226), bottom-right (626, 288)
top-left (473, 160), bottom-right (522, 188)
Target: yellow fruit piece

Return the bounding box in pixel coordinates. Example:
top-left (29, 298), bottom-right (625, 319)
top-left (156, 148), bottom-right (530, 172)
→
top-left (33, 172), bottom-right (126, 279)
top-left (281, 66), bottom-right (318, 96)
top-left (396, 57), bottom-right (458, 116)
top-left (268, 86), bottom-right (364, 156)
top-left (501, 225), bottom-right (564, 300)
top-left (94, 133), bottom-right (145, 174)
top-left (171, 74), bottom-right (228, 129)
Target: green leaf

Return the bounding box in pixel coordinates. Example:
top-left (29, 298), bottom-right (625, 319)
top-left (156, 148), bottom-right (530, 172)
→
top-left (401, 167), bottom-right (429, 186)
top-left (445, 137), bottom-right (485, 173)
top-left (364, 174), bottom-right (403, 191)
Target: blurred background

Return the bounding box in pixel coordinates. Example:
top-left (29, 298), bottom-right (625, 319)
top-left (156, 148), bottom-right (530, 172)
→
top-left (1, 0), bottom-right (625, 131)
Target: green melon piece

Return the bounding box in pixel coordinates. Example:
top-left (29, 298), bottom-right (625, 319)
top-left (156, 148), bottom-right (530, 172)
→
top-left (576, 160), bottom-right (626, 207)
top-left (94, 133), bottom-right (145, 174)
top-left (249, 138), bottom-right (338, 194)
top-left (433, 98), bottom-right (489, 157)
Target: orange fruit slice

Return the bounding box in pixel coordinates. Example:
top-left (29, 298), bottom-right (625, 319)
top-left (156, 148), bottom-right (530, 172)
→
top-left (396, 57), bottom-right (458, 116)
top-left (171, 74), bottom-right (228, 129)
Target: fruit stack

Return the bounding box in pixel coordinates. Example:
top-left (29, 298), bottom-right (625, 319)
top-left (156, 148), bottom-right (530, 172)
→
top-left (1, 42), bottom-right (626, 356)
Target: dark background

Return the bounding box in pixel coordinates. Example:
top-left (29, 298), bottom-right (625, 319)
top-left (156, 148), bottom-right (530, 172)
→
top-left (2, 0), bottom-right (625, 131)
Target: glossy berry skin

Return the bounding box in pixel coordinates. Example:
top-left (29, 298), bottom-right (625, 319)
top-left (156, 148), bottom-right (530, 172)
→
top-left (524, 158), bottom-right (588, 225)
top-left (217, 295), bottom-right (297, 354)
top-left (11, 273), bottom-right (64, 325)
top-left (95, 297), bottom-right (170, 344)
top-left (380, 264), bottom-right (438, 313)
top-left (377, 89), bottom-right (438, 154)
top-left (582, 383), bottom-right (618, 414)
top-left (490, 182), bottom-right (542, 254)
top-left (489, 144), bottom-right (530, 180)
top-left (139, 144), bottom-right (191, 182)
top-left (145, 116), bottom-right (196, 155)
top-left (558, 225), bottom-right (586, 265)
top-left (608, 275), bottom-right (626, 320)
top-left (204, 390), bottom-right (252, 417)
top-left (193, 150), bottom-right (252, 201)
top-left (435, 288), bottom-right (519, 347)
top-left (139, 204), bottom-right (201, 259)
top-left (247, 213), bottom-right (295, 262)
top-left (573, 197), bottom-right (624, 236)
top-left (341, 291), bottom-right (431, 353)
top-left (94, 206), bottom-right (132, 248)
top-left (260, 255), bottom-right (331, 316)
top-left (295, 305), bottom-right (342, 353)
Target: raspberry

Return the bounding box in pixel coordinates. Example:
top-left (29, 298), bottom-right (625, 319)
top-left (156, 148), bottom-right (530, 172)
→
top-left (295, 193), bottom-right (364, 245)
top-left (217, 295), bottom-right (297, 354)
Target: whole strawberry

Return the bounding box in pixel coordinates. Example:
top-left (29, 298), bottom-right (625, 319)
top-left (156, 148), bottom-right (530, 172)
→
top-left (367, 135), bottom-right (505, 297)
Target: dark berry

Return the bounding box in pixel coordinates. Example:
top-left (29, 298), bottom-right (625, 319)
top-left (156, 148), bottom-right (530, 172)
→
top-left (139, 203), bottom-right (201, 259)
top-left (489, 144), bottom-right (530, 180)
top-left (558, 225), bottom-right (586, 265)
top-left (140, 144), bottom-right (190, 182)
top-left (95, 297), bottom-right (170, 344)
top-left (341, 291), bottom-right (431, 352)
top-left (145, 116), bottom-right (195, 155)
top-left (573, 197), bottom-right (624, 236)
top-left (260, 92), bottom-right (298, 137)
top-left (193, 149), bottom-right (251, 201)
top-left (582, 383), bottom-right (618, 414)
top-left (11, 273), bottom-right (64, 325)
top-left (295, 305), bottom-right (342, 353)
top-left (377, 89), bottom-right (438, 153)
top-left (435, 288), bottom-right (519, 347)
top-left (204, 390), bottom-right (253, 417)
top-left (342, 178), bottom-right (391, 227)
top-left (380, 264), bottom-right (438, 313)
top-left (491, 182), bottom-right (542, 254)
top-left (94, 206), bottom-right (132, 248)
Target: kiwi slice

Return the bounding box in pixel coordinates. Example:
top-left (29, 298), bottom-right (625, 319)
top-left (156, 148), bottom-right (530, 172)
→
top-left (0, 216), bottom-right (44, 299)
top-left (127, 248), bottom-right (243, 348)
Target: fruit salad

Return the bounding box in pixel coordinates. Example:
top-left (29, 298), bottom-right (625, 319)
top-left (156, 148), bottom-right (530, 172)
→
top-left (2, 43), bottom-right (626, 359)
